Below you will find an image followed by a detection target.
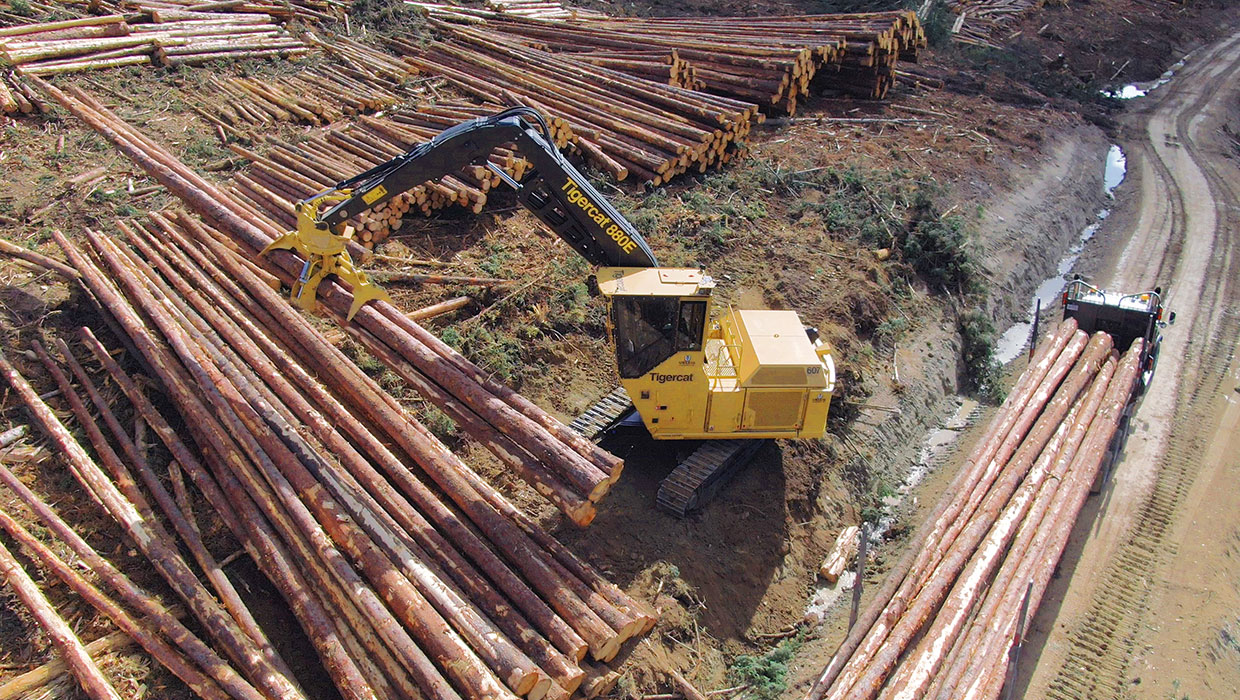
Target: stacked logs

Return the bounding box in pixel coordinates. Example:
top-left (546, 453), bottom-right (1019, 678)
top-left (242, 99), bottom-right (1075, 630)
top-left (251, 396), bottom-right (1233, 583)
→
top-left (304, 31), bottom-right (420, 82)
top-left (805, 319), bottom-right (1146, 700)
top-left (434, 10), bottom-right (925, 109)
top-left (485, 0), bottom-right (580, 20)
top-left (24, 203), bottom-right (653, 700)
top-left (125, 0), bottom-right (351, 24)
top-left (406, 0), bottom-right (606, 22)
top-left (564, 49), bottom-right (700, 90)
top-left (221, 100), bottom-right (538, 249)
top-left (466, 16), bottom-right (839, 113)
top-left (0, 13), bottom-right (307, 75)
top-left (35, 77), bottom-right (626, 528)
top-left (190, 71), bottom-right (440, 132)
top-left (401, 27), bottom-right (762, 186)
top-left (943, 0), bottom-right (1037, 49)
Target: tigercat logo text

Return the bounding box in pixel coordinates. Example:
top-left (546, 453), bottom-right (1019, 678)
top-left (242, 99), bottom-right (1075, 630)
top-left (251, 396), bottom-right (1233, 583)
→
top-left (650, 373), bottom-right (694, 384)
top-left (561, 178), bottom-right (639, 255)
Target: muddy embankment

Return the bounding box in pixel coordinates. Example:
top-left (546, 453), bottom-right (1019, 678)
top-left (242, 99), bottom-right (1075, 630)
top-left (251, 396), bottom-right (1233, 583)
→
top-left (863, 123), bottom-right (1111, 502)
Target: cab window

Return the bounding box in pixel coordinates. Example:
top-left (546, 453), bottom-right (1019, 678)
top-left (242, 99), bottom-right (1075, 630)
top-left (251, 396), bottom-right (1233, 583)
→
top-left (613, 297), bottom-right (678, 378)
top-left (676, 299), bottom-right (706, 351)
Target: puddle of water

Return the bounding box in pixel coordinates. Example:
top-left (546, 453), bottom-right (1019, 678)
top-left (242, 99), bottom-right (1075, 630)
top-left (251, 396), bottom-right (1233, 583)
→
top-left (993, 145), bottom-right (1126, 365)
top-left (804, 398), bottom-right (977, 621)
top-left (1103, 55), bottom-right (1189, 99)
top-left (1104, 145), bottom-right (1127, 196)
top-left (1108, 84), bottom-right (1148, 99)
top-left (993, 218), bottom-right (1105, 364)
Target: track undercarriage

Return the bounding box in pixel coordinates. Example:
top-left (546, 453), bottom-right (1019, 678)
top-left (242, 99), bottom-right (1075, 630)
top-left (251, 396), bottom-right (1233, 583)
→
top-left (570, 387), bottom-right (767, 517)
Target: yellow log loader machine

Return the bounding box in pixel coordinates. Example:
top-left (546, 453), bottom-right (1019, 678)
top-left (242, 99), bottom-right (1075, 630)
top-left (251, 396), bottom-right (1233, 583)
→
top-left (266, 107), bottom-right (836, 516)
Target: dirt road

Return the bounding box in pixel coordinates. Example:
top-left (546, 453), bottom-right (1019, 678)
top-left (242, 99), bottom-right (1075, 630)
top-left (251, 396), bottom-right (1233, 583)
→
top-left (1019, 26), bottom-right (1240, 699)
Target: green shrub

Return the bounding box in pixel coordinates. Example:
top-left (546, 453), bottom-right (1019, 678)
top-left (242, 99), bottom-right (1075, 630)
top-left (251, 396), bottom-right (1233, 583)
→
top-left (419, 404), bottom-right (457, 442)
top-left (958, 309), bottom-right (1003, 401)
top-left (728, 632), bottom-right (806, 700)
top-left (903, 213), bottom-right (978, 292)
top-left (874, 317), bottom-right (909, 347)
top-left (438, 327), bottom-right (462, 349)
top-left (920, 1), bottom-right (955, 48)
top-left (184, 136), bottom-right (225, 161)
top-left (903, 188), bottom-right (981, 293)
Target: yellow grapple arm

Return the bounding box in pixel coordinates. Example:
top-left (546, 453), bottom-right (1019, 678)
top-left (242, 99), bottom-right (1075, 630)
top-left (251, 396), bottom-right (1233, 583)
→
top-left (260, 192), bottom-right (390, 322)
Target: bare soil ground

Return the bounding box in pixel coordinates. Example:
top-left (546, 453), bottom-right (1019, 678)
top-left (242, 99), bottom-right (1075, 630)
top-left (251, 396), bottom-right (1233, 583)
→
top-left (2, 0), bottom-right (1240, 698)
top-left (1018, 26), bottom-right (1240, 700)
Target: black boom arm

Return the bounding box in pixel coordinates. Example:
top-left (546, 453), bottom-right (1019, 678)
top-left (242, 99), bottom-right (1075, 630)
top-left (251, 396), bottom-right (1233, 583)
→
top-left (315, 106), bottom-right (658, 269)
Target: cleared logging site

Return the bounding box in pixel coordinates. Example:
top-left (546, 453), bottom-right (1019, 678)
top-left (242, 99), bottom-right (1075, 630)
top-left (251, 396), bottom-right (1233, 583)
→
top-left (0, 3), bottom-right (929, 699)
top-left (0, 0), bottom-right (1186, 697)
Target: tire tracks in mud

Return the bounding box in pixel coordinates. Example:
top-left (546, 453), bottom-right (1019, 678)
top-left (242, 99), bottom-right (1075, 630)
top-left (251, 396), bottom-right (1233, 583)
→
top-left (1036, 29), bottom-right (1240, 700)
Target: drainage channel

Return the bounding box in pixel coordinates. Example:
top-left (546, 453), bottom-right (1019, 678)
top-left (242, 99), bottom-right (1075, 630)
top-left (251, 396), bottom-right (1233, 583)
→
top-left (801, 146), bottom-right (1128, 623)
top-left (803, 397), bottom-right (979, 622)
top-left (1103, 54), bottom-right (1189, 100)
top-left (993, 144), bottom-right (1129, 365)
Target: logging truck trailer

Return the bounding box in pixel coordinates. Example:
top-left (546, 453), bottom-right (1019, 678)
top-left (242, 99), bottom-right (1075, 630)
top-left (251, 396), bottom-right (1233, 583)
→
top-left (1061, 276), bottom-right (1171, 486)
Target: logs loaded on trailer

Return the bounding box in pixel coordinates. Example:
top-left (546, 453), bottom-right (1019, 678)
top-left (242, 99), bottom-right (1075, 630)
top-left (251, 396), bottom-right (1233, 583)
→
top-left (803, 318), bottom-right (1148, 700)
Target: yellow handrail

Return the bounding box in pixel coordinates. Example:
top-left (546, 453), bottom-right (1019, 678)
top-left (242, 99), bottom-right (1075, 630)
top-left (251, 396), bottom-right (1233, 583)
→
top-left (705, 306), bottom-right (744, 389)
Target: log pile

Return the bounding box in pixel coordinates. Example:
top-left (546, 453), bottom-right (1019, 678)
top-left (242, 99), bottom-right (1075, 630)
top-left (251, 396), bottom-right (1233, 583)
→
top-left (191, 70), bottom-right (440, 132)
top-left (124, 0), bottom-right (351, 24)
top-left (35, 76), bottom-right (627, 529)
top-left (484, 0), bottom-right (585, 20)
top-left (424, 11), bottom-right (925, 109)
top-left (222, 100), bottom-right (539, 248)
top-left (7, 205), bottom-right (654, 699)
top-left (570, 49), bottom-right (701, 90)
top-left (0, 13), bottom-right (307, 75)
top-left (805, 319), bottom-right (1146, 700)
top-left (304, 30), bottom-right (420, 82)
top-left (943, 0), bottom-right (1039, 50)
top-left (0, 529), bottom-right (124, 700)
top-left (400, 27), bottom-right (762, 186)
top-left (407, 0), bottom-right (607, 23)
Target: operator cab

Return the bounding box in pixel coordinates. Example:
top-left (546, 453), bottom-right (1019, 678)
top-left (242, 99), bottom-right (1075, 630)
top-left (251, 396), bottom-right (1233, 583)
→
top-left (598, 267), bottom-right (714, 379)
top-left (596, 267), bottom-right (835, 440)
